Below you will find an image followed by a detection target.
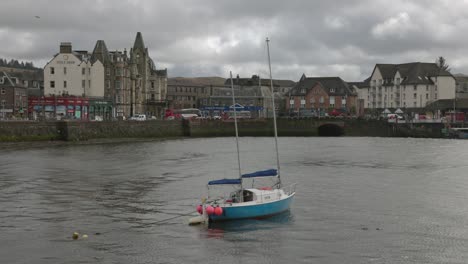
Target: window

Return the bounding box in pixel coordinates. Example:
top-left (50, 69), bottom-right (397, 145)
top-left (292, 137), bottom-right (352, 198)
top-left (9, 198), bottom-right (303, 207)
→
top-left (300, 89), bottom-right (305, 93)
top-left (151, 81), bottom-right (155, 89)
top-left (426, 94), bottom-right (429, 99)
top-left (330, 88), bottom-right (335, 93)
top-left (435, 85), bottom-right (438, 91)
top-left (426, 85), bottom-right (429, 91)
top-left (435, 93), bottom-right (438, 99)
top-left (88, 80), bottom-right (91, 89)
top-left (64, 67), bottom-right (67, 75)
top-left (413, 93), bottom-right (417, 99)
top-left (1, 88), bottom-right (5, 94)
top-left (82, 68), bottom-right (86, 75)
top-left (115, 80), bottom-right (121, 89)
top-left (414, 85), bottom-right (417, 91)
top-left (106, 68), bottom-right (110, 75)
top-left (329, 96), bottom-right (335, 107)
top-left (319, 96), bottom-right (324, 103)
top-left (50, 67), bottom-right (55, 74)
top-left (413, 102), bottom-right (417, 107)
top-left (341, 97), bottom-right (346, 105)
top-left (88, 68), bottom-right (91, 75)
top-left (115, 68), bottom-right (122, 76)
top-left (50, 81), bottom-right (55, 88)
top-left (82, 80), bottom-right (85, 88)
top-left (310, 97), bottom-right (315, 104)
top-left (396, 78), bottom-right (400, 85)
top-left (64, 81), bottom-right (67, 88)
top-left (106, 80), bottom-right (110, 89)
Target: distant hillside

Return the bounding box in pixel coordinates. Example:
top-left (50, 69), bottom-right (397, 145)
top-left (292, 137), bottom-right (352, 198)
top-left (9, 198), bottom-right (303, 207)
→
top-left (0, 66), bottom-right (42, 74)
top-left (0, 58), bottom-right (41, 71)
top-left (168, 77), bottom-right (226, 86)
top-left (453, 73), bottom-right (468, 77)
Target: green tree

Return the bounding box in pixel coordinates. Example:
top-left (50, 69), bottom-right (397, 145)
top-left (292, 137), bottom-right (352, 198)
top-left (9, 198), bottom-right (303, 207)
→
top-left (436, 56), bottom-right (450, 72)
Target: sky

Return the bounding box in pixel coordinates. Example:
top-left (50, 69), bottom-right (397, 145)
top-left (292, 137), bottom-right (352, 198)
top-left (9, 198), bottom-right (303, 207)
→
top-left (1, 0), bottom-right (468, 81)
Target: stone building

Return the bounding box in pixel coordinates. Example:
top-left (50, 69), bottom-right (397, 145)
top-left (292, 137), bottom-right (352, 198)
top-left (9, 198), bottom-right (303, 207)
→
top-left (0, 71), bottom-right (28, 119)
top-left (286, 75), bottom-right (357, 116)
top-left (42, 33), bottom-right (168, 119)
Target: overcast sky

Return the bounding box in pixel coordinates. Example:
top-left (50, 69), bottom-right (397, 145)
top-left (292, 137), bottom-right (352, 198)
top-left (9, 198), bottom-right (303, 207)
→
top-left (1, 0), bottom-right (468, 81)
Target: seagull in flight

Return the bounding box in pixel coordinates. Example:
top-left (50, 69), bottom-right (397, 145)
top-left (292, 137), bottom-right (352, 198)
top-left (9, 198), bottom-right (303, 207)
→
top-left (35, 16), bottom-right (40, 19)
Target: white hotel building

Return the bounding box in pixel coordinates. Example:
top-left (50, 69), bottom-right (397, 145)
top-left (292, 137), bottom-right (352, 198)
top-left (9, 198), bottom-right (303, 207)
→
top-left (357, 62), bottom-right (456, 111)
top-left (44, 42), bottom-right (104, 98)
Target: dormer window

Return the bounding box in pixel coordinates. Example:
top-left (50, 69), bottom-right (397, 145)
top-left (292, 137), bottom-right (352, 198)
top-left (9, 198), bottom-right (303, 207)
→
top-left (330, 88), bottom-right (335, 93)
top-left (300, 89), bottom-right (305, 93)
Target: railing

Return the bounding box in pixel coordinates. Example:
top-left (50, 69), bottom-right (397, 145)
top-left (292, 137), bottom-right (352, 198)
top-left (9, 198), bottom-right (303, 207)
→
top-left (283, 183), bottom-right (297, 196)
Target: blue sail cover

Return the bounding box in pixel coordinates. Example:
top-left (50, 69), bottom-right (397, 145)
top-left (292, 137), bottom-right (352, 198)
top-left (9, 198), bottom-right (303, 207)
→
top-left (242, 169), bottom-right (278, 178)
top-left (208, 178), bottom-right (242, 185)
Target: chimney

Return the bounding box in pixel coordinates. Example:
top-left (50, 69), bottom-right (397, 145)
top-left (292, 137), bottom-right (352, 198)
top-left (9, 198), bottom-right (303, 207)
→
top-left (60, 42), bottom-right (72, 54)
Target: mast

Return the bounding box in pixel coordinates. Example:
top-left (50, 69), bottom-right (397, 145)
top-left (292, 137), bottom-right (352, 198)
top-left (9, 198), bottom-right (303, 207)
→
top-left (266, 37), bottom-right (281, 188)
top-left (230, 72), bottom-right (243, 195)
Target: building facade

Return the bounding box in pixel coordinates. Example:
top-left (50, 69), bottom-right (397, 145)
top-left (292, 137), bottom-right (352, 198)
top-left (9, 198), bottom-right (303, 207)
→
top-left (42, 33), bottom-right (167, 119)
top-left (286, 75), bottom-right (357, 116)
top-left (358, 62), bottom-right (456, 112)
top-left (0, 71), bottom-right (28, 119)
top-left (44, 42), bottom-right (105, 98)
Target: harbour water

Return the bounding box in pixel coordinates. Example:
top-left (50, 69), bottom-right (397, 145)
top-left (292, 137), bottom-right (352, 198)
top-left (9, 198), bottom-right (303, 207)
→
top-left (2, 137), bottom-right (468, 263)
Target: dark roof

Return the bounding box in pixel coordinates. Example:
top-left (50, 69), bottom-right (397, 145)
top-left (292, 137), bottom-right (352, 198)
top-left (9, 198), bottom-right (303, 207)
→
top-left (426, 99), bottom-right (468, 110)
top-left (133, 32), bottom-right (145, 51)
top-left (289, 76), bottom-right (354, 96)
top-left (0, 71), bottom-right (26, 88)
top-left (372, 62), bottom-right (453, 86)
top-left (154, 69), bottom-right (167, 77)
top-left (91, 40), bottom-right (110, 64)
top-left (347, 81), bottom-right (368, 88)
top-left (223, 75), bottom-right (295, 87)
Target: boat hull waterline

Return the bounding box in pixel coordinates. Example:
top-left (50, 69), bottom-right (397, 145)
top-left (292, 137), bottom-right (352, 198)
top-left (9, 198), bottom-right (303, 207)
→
top-left (209, 192), bottom-right (295, 222)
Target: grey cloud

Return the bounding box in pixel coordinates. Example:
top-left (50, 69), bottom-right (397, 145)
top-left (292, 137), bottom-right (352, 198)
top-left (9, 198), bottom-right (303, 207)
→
top-left (1, 0), bottom-right (468, 81)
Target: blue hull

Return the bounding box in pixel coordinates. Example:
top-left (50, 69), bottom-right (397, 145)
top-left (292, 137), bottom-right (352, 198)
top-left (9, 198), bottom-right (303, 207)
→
top-left (208, 194), bottom-right (295, 222)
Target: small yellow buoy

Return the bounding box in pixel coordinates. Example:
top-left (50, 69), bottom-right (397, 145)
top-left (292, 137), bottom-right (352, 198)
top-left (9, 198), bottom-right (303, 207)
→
top-left (72, 232), bottom-right (79, 240)
top-left (82, 234), bottom-right (88, 239)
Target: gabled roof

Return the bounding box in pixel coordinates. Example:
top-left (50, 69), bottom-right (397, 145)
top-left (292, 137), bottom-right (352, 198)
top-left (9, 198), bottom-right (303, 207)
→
top-left (289, 76), bottom-right (354, 96)
top-left (371, 62), bottom-right (453, 86)
top-left (0, 71), bottom-right (25, 88)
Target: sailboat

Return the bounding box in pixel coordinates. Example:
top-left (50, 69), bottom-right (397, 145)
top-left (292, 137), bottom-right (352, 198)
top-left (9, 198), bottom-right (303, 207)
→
top-left (189, 38), bottom-right (296, 224)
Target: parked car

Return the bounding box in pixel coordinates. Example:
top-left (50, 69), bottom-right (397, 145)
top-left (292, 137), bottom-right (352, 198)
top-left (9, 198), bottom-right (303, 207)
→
top-left (129, 114), bottom-right (147, 121)
top-left (92, 116), bottom-right (103, 122)
top-left (387, 114), bottom-right (403, 120)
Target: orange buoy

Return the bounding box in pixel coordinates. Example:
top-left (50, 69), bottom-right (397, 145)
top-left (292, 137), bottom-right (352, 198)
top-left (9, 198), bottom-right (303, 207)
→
top-left (214, 206), bottom-right (223, 216)
top-left (206, 205), bottom-right (214, 215)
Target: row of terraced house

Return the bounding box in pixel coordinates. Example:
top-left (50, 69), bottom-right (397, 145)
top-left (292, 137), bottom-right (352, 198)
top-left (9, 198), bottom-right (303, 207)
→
top-left (1, 36), bottom-right (466, 120)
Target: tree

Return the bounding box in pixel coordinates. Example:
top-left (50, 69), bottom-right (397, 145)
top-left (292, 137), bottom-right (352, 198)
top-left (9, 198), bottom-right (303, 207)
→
top-left (436, 56), bottom-right (450, 72)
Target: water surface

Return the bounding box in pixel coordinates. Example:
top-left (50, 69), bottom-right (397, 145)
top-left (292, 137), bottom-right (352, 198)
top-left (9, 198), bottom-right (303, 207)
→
top-left (1, 137), bottom-right (468, 263)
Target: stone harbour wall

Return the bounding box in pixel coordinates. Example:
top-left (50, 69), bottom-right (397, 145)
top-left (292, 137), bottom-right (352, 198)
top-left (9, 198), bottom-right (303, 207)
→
top-left (0, 118), bottom-right (445, 142)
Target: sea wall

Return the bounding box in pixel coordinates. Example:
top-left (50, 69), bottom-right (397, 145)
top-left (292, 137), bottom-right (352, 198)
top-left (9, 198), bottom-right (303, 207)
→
top-left (0, 119), bottom-right (446, 142)
top-left (0, 121), bottom-right (61, 141)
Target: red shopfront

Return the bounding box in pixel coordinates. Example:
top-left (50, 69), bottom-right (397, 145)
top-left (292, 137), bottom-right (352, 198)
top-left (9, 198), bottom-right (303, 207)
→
top-left (28, 96), bottom-right (90, 120)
